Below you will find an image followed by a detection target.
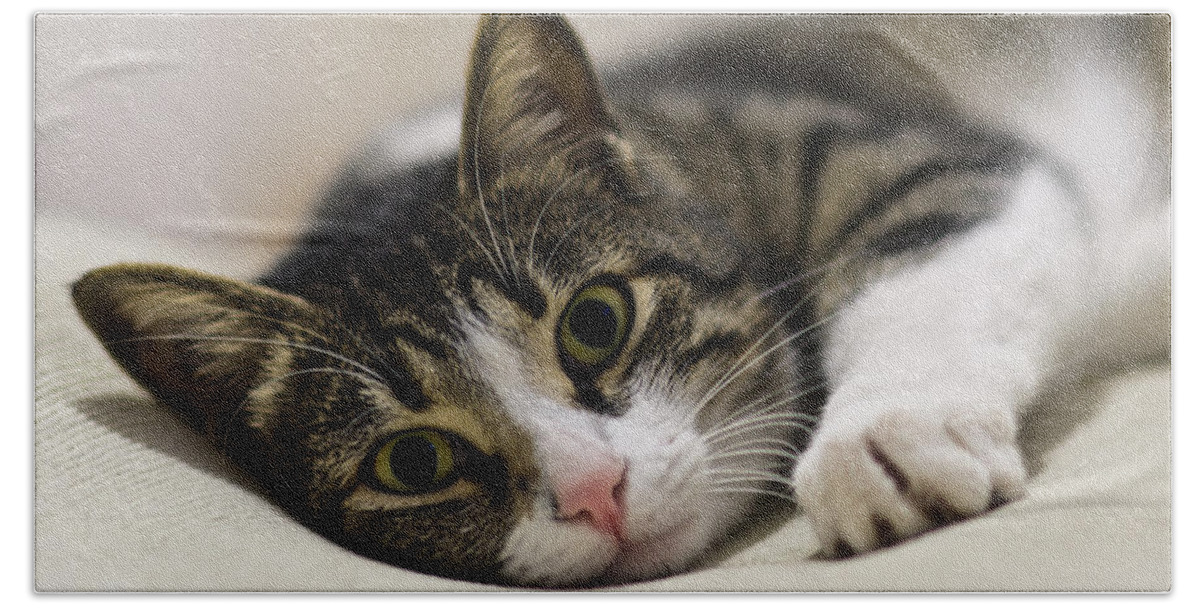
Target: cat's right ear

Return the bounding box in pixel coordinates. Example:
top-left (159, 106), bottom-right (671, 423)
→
top-left (72, 264), bottom-right (326, 442)
top-left (458, 15), bottom-right (635, 203)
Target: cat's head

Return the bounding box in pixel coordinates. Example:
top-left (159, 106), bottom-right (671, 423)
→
top-left (73, 16), bottom-right (814, 587)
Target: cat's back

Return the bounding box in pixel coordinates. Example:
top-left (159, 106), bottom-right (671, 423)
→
top-left (601, 18), bottom-right (1026, 293)
top-left (601, 17), bottom-right (958, 126)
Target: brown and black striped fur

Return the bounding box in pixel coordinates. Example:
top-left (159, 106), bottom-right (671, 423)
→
top-left (73, 15), bottom-right (1050, 585)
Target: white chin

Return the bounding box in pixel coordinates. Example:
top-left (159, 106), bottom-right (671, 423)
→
top-left (602, 519), bottom-right (713, 584)
top-left (500, 514), bottom-right (719, 587)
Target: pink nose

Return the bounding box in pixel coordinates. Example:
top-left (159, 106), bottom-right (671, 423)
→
top-left (554, 463), bottom-right (627, 540)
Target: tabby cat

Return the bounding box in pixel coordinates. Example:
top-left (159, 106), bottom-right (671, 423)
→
top-left (72, 15), bottom-right (1168, 586)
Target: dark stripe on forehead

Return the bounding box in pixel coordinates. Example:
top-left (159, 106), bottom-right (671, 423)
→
top-left (384, 324), bottom-right (450, 360)
top-left (382, 360), bottom-right (432, 412)
top-left (630, 253), bottom-right (741, 295)
top-left (677, 330), bottom-right (742, 371)
top-left (332, 324), bottom-right (434, 414)
top-left (456, 263), bottom-right (548, 320)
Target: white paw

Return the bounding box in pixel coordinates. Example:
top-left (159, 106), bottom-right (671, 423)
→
top-left (792, 398), bottom-right (1026, 556)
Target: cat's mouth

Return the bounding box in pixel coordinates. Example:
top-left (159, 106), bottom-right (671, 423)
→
top-left (597, 518), bottom-right (703, 584)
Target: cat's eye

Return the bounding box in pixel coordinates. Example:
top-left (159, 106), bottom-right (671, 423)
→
top-left (557, 279), bottom-right (633, 371)
top-left (368, 430), bottom-right (460, 494)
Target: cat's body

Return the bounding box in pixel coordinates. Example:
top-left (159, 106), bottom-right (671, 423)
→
top-left (72, 15), bottom-right (1169, 587)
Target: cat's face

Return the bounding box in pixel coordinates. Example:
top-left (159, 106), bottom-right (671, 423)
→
top-left (309, 235), bottom-right (799, 585)
top-left (72, 16), bottom-right (812, 586)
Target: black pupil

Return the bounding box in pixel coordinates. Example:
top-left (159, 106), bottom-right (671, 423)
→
top-left (570, 298), bottom-right (618, 349)
top-left (390, 435), bottom-right (441, 488)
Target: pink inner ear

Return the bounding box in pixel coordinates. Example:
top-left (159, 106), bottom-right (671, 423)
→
top-left (552, 458), bottom-right (628, 541)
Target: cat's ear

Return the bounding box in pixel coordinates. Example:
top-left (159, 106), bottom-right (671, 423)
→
top-left (72, 264), bottom-right (326, 440)
top-left (459, 15), bottom-right (633, 202)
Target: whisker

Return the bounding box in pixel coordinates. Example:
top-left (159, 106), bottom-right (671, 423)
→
top-left (709, 381), bottom-right (826, 432)
top-left (262, 304), bottom-right (411, 392)
top-left (497, 151), bottom-right (525, 287)
top-left (442, 204), bottom-right (507, 281)
top-left (695, 310), bottom-right (836, 416)
top-left (703, 410), bottom-right (817, 442)
top-left (233, 366), bottom-right (380, 415)
top-left (706, 446), bottom-right (799, 462)
top-left (704, 471), bottom-right (795, 487)
top-left (703, 405), bottom-right (821, 439)
top-left (540, 205), bottom-right (611, 276)
top-left (525, 157), bottom-right (620, 278)
top-left (105, 334), bottom-right (387, 384)
top-left (692, 288), bottom-right (825, 415)
top-left (728, 385), bottom-right (826, 426)
top-left (704, 418), bottom-right (816, 448)
top-left (234, 309), bottom-right (331, 345)
top-left (700, 472), bottom-right (796, 491)
top-left (703, 462), bottom-right (795, 480)
top-left (702, 485), bottom-right (797, 503)
top-left (257, 366), bottom-right (381, 390)
top-left (221, 366), bottom-right (388, 449)
top-left (691, 244), bottom-right (874, 427)
top-left (753, 246), bottom-right (871, 303)
top-left (707, 435), bottom-right (799, 455)
top-left (523, 150), bottom-right (683, 278)
top-left (471, 80), bottom-right (511, 284)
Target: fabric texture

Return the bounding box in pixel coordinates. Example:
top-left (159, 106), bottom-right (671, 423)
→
top-left (34, 14), bottom-right (1170, 592)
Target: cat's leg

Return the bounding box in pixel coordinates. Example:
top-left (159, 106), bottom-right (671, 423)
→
top-left (791, 166), bottom-right (1096, 555)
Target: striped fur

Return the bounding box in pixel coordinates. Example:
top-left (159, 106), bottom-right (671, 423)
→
top-left (72, 15), bottom-right (1167, 587)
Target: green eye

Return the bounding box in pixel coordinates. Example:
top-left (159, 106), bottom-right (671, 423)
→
top-left (370, 430), bottom-right (458, 494)
top-left (558, 280), bottom-right (633, 369)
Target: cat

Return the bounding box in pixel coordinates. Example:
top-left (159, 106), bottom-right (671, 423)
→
top-left (71, 15), bottom-right (1169, 587)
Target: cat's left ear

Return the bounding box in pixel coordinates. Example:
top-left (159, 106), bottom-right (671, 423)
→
top-left (459, 15), bottom-right (634, 202)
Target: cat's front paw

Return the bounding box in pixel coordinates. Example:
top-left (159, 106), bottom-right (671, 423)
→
top-left (791, 400), bottom-right (1026, 556)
